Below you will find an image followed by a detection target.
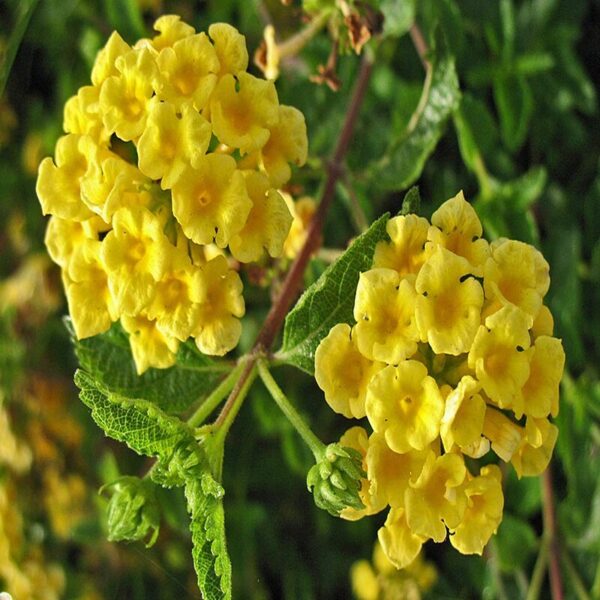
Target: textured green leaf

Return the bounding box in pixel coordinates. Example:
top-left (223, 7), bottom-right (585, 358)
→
top-left (493, 73), bottom-right (533, 152)
top-left (367, 37), bottom-right (460, 191)
top-left (277, 214), bottom-right (389, 374)
top-left (186, 473), bottom-right (232, 600)
top-left (75, 369), bottom-right (198, 459)
top-left (71, 321), bottom-right (229, 414)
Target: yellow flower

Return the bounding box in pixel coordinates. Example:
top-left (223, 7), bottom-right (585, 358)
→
top-left (192, 255), bottom-right (245, 356)
top-left (137, 98), bottom-right (212, 189)
top-left (208, 23), bottom-right (249, 76)
top-left (63, 85), bottom-right (109, 145)
top-left (484, 239), bottom-right (550, 320)
top-left (449, 465), bottom-right (504, 555)
top-left (282, 194), bottom-right (316, 259)
top-left (44, 217), bottom-right (87, 269)
top-left (482, 407), bottom-right (523, 462)
top-left (145, 253), bottom-right (202, 341)
top-left (511, 417), bottom-right (558, 478)
top-left (228, 171), bottom-right (293, 263)
top-left (91, 31), bottom-right (131, 86)
top-left (353, 269), bottom-right (420, 364)
top-left (149, 15), bottom-right (195, 50)
top-left (156, 33), bottom-right (219, 110)
top-left (209, 72), bottom-right (279, 154)
top-left (531, 304), bottom-right (554, 338)
top-left (378, 508), bottom-right (426, 569)
top-left (372, 214), bottom-right (430, 276)
top-left (100, 47), bottom-right (157, 141)
top-left (366, 432), bottom-right (428, 509)
top-left (36, 134), bottom-right (94, 221)
top-left (121, 313), bottom-right (179, 374)
top-left (350, 560), bottom-right (379, 600)
top-left (315, 323), bottom-right (383, 419)
top-left (440, 376), bottom-right (487, 453)
top-left (426, 191), bottom-right (490, 275)
top-left (171, 153), bottom-right (252, 247)
top-left (101, 205), bottom-right (171, 314)
top-left (415, 246), bottom-right (484, 355)
top-left (257, 104), bottom-right (308, 188)
top-left (339, 426), bottom-right (386, 521)
top-left (515, 335), bottom-right (565, 419)
top-left (405, 451), bottom-right (467, 542)
top-left (468, 305), bottom-right (533, 409)
top-left (79, 140), bottom-right (147, 220)
top-left (366, 362), bottom-right (444, 453)
top-left (64, 239), bottom-right (118, 339)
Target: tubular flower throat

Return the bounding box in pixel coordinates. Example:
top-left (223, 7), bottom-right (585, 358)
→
top-left (36, 16), bottom-right (308, 373)
top-left (314, 191), bottom-right (564, 567)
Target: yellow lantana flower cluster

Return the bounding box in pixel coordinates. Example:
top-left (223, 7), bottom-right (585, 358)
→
top-left (36, 15), bottom-right (307, 373)
top-left (315, 192), bottom-right (565, 567)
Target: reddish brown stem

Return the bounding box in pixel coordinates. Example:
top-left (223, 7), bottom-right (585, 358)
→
top-left (214, 54), bottom-right (374, 427)
top-left (409, 23), bottom-right (430, 70)
top-left (542, 466), bottom-right (564, 600)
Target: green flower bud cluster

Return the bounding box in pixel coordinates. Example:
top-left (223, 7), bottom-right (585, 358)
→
top-left (102, 476), bottom-right (160, 547)
top-left (307, 443), bottom-right (366, 516)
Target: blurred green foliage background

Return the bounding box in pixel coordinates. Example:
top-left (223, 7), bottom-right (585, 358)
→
top-left (1, 0), bottom-right (599, 598)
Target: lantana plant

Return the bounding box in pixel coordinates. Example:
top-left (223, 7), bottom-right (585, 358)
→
top-left (35, 12), bottom-right (564, 600)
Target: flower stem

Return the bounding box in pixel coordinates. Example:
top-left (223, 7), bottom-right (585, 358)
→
top-left (542, 466), bottom-right (564, 600)
top-left (257, 359), bottom-right (324, 459)
top-left (187, 362), bottom-right (245, 428)
top-left (526, 536), bottom-right (549, 600)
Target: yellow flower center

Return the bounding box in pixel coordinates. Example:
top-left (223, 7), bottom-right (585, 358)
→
top-left (173, 67), bottom-right (198, 96)
top-left (127, 240), bottom-right (146, 263)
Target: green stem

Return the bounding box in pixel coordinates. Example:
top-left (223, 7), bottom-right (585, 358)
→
top-left (526, 536), bottom-right (549, 600)
top-left (187, 362), bottom-right (245, 428)
top-left (213, 362), bottom-right (258, 448)
top-left (257, 360), bottom-right (325, 459)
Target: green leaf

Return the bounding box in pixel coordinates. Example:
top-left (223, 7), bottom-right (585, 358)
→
top-left (400, 186), bottom-right (421, 215)
top-left (186, 473), bottom-right (232, 600)
top-left (71, 321), bottom-right (229, 414)
top-left (493, 73), bottom-right (533, 152)
top-left (75, 369), bottom-right (198, 460)
top-left (367, 36), bottom-right (460, 191)
top-left (102, 0), bottom-right (146, 42)
top-left (379, 0), bottom-right (415, 38)
top-left (277, 213), bottom-right (389, 374)
top-left (494, 513), bottom-right (538, 572)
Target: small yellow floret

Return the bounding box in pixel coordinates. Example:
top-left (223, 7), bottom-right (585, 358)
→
top-left (468, 305), bottom-right (533, 408)
top-left (91, 31), bottom-right (131, 86)
top-left (378, 508), bottom-right (426, 570)
top-left (353, 269), bottom-right (420, 364)
top-left (282, 194), bottom-right (316, 259)
top-left (228, 171), bottom-right (293, 263)
top-left (484, 238), bottom-right (550, 319)
top-left (482, 407), bottom-right (523, 462)
top-left (63, 85), bottom-right (109, 145)
top-left (314, 323), bottom-right (383, 419)
top-left (192, 255), bottom-right (245, 356)
top-left (100, 47), bottom-right (157, 141)
top-left (210, 72), bottom-right (279, 154)
top-left (137, 99), bottom-right (212, 189)
top-left (258, 104), bottom-right (308, 188)
top-left (208, 23), bottom-right (249, 76)
top-left (350, 560), bottom-right (379, 600)
top-left (171, 153), bottom-right (252, 247)
top-left (121, 313), bottom-right (179, 374)
top-left (150, 15), bottom-right (195, 50)
top-left (366, 361), bottom-right (444, 453)
top-left (511, 417), bottom-right (558, 478)
top-left (36, 134), bottom-right (94, 221)
top-left (415, 246), bottom-right (484, 355)
top-left (156, 33), bottom-right (219, 110)
top-left (449, 465), bottom-right (504, 555)
top-left (426, 191), bottom-right (490, 275)
top-left (373, 214), bottom-right (430, 276)
top-left (440, 376), bottom-right (487, 453)
top-left (405, 451), bottom-right (467, 542)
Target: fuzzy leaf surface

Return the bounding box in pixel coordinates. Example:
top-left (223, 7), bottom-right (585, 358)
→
top-left (71, 321), bottom-right (229, 414)
top-left (278, 214), bottom-right (389, 374)
top-left (367, 39), bottom-right (460, 191)
top-left (75, 369), bottom-right (198, 460)
top-left (186, 474), bottom-right (232, 600)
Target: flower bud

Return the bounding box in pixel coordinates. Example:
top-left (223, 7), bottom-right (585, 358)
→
top-left (307, 443), bottom-right (366, 516)
top-left (102, 476), bottom-right (160, 547)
